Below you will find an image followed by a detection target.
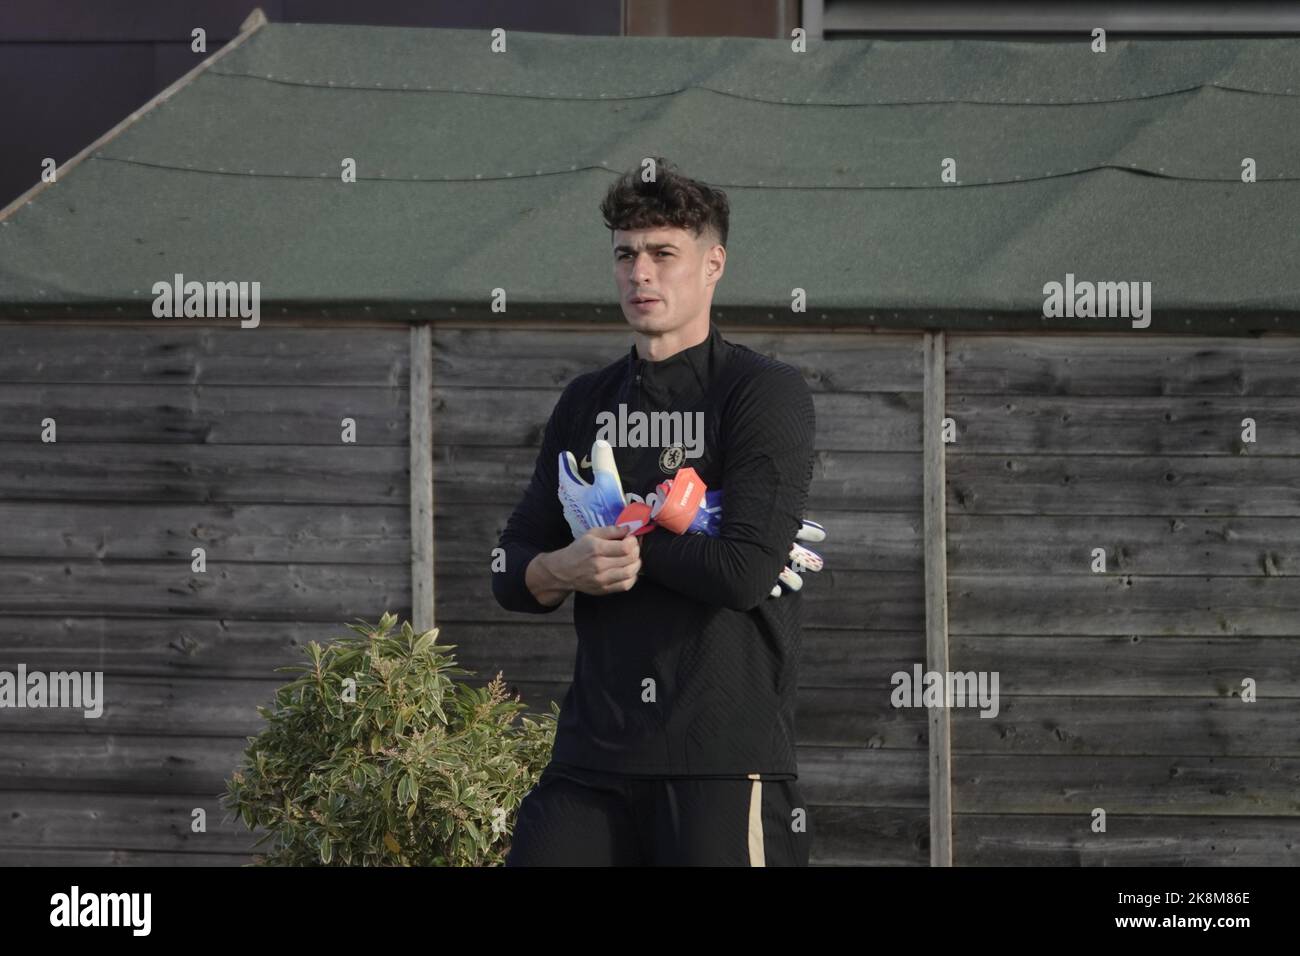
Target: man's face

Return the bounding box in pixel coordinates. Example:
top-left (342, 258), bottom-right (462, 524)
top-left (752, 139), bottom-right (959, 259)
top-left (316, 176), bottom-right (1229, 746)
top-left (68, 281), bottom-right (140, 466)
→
top-left (612, 225), bottom-right (724, 335)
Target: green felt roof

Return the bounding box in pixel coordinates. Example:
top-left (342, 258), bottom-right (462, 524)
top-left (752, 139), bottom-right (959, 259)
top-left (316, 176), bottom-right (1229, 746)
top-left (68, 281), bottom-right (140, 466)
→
top-left (3, 20), bottom-right (1300, 331)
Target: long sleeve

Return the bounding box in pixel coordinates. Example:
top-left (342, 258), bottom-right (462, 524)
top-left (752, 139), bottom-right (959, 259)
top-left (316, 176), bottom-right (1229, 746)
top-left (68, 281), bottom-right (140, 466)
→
top-left (490, 382), bottom-right (579, 614)
top-left (636, 364), bottom-right (816, 611)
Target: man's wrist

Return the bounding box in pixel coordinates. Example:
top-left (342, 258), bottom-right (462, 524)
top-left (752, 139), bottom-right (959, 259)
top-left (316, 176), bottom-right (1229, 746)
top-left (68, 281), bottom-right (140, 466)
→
top-left (526, 549), bottom-right (571, 606)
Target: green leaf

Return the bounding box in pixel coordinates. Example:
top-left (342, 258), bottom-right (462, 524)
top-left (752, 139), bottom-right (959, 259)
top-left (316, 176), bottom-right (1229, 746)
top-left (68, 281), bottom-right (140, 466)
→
top-left (220, 616), bottom-right (556, 866)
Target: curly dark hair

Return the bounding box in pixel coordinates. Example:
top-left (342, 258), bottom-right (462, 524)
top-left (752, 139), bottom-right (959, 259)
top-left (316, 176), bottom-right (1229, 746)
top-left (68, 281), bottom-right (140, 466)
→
top-left (600, 157), bottom-right (729, 249)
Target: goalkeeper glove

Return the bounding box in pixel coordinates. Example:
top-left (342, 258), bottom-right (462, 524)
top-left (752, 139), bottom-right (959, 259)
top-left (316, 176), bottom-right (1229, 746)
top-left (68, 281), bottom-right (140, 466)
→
top-left (770, 519), bottom-right (826, 598)
top-left (640, 474), bottom-right (827, 599)
top-left (557, 439), bottom-right (634, 538)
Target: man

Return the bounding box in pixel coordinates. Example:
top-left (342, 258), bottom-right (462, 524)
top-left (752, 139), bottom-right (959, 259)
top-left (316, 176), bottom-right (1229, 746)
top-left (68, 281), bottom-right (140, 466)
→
top-left (491, 158), bottom-right (817, 866)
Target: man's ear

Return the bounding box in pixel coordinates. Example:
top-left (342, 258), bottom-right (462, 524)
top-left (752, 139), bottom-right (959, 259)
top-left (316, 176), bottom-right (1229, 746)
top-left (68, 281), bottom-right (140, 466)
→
top-left (706, 243), bottom-right (726, 283)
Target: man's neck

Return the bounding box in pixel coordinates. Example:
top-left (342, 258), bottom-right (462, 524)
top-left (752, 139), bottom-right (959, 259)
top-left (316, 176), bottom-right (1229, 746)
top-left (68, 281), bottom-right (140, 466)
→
top-left (633, 316), bottom-right (710, 362)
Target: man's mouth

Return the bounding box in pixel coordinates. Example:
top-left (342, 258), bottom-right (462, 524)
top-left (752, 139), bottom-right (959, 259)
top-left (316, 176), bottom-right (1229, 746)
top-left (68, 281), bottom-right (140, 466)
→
top-left (630, 296), bottom-right (659, 305)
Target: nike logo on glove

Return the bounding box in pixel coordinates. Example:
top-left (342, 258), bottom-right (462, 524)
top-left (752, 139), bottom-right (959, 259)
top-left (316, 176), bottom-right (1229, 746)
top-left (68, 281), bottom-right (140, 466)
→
top-left (580, 455), bottom-right (592, 469)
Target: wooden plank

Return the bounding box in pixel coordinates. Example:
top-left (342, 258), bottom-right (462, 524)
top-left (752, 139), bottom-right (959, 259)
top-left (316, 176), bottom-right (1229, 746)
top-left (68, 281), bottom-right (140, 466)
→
top-left (923, 331), bottom-right (952, 866)
top-left (950, 697), bottom-right (1300, 756)
top-left (783, 686), bottom-right (933, 749)
top-left (945, 394), bottom-right (1300, 454)
top-left (7, 754), bottom-right (1289, 868)
top-left (441, 503), bottom-right (921, 573)
top-left (0, 847), bottom-right (249, 866)
top-left (797, 747), bottom-right (929, 807)
top-left (460, 634), bottom-right (1300, 702)
top-left (433, 387), bottom-right (922, 451)
top-left (808, 805), bottom-right (929, 866)
top-left (431, 326), bottom-right (923, 392)
top-left (0, 443), bottom-right (408, 504)
top-left (0, 619), bottom-right (923, 688)
top-left (490, 691), bottom-right (931, 805)
top-left (0, 676), bottom-right (279, 735)
top-left (410, 324), bottom-right (434, 632)
top-left (948, 453), bottom-right (1300, 516)
top-left (952, 754), bottom-right (1300, 814)
top-left (951, 634), bottom-right (1300, 696)
top-left (0, 675), bottom-right (929, 750)
top-left (0, 560), bottom-right (410, 620)
top-left (0, 790), bottom-right (261, 854)
top-left (470, 678), bottom-right (929, 751)
top-left (434, 446), bottom-right (923, 512)
top-left (948, 515), bottom-right (1300, 576)
top-left (0, 734), bottom-right (929, 808)
top-left (0, 502), bottom-right (408, 562)
top-left (0, 384), bottom-right (407, 444)
top-left (426, 635), bottom-right (576, 686)
top-left (451, 626), bottom-right (924, 689)
top-left (0, 811), bottom-right (928, 867)
top-left (956, 813), bottom-right (1300, 866)
top-left (435, 565), bottom-right (925, 631)
top-left (0, 732), bottom-right (248, 792)
top-left (948, 334), bottom-right (1300, 397)
top-left (0, 616), bottom-right (334, 678)
top-left (0, 792), bottom-right (925, 867)
top-left (46, 816), bottom-right (1296, 868)
top-left (0, 325), bottom-right (407, 386)
top-left (949, 573), bottom-right (1300, 636)
top-left (482, 633), bottom-right (1300, 700)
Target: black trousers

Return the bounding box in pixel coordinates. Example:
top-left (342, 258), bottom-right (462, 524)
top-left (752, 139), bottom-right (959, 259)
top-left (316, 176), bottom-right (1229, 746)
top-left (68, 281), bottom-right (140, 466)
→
top-left (505, 761), bottom-right (812, 866)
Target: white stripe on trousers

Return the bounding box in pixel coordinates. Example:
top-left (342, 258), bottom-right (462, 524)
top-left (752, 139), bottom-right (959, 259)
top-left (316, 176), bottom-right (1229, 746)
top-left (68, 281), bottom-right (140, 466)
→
top-left (747, 772), bottom-right (765, 866)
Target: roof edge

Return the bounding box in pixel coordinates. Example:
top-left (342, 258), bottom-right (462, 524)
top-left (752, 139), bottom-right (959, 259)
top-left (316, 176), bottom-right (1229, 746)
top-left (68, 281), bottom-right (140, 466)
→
top-left (240, 7), bottom-right (268, 33)
top-left (0, 7), bottom-right (271, 223)
top-left (1, 303), bottom-right (1297, 336)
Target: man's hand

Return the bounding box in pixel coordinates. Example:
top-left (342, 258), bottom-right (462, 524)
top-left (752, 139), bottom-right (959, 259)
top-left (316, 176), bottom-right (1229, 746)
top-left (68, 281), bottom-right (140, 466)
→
top-left (526, 525), bottom-right (641, 604)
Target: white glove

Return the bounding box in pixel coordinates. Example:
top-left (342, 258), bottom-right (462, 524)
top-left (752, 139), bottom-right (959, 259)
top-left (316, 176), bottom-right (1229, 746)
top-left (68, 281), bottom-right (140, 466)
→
top-left (557, 439), bottom-right (630, 538)
top-left (770, 520), bottom-right (826, 598)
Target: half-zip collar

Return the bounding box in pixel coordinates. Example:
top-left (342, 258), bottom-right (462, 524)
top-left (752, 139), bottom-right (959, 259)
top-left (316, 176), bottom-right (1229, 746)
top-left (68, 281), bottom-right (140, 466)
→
top-left (625, 321), bottom-right (724, 409)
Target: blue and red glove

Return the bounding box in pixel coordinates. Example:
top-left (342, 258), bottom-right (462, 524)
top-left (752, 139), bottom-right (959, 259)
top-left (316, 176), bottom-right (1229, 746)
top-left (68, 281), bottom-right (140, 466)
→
top-left (557, 439), bottom-right (631, 538)
top-left (628, 471), bottom-right (827, 599)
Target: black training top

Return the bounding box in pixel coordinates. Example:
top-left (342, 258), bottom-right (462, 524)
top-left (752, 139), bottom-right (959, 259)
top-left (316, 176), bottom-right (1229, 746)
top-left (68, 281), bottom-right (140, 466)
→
top-left (490, 322), bottom-right (817, 778)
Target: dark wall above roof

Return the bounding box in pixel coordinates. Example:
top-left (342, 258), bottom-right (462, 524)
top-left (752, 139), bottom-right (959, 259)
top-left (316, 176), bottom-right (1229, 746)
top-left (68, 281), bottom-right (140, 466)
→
top-left (2, 20), bottom-right (1299, 332)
